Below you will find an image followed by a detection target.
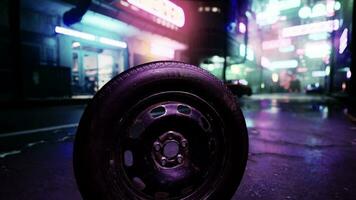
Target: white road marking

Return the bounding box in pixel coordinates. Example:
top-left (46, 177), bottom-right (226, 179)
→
top-left (0, 150), bottom-right (21, 158)
top-left (0, 123), bottom-right (78, 138)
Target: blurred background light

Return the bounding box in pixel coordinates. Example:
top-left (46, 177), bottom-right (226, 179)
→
top-left (239, 79), bottom-right (248, 85)
top-left (127, 0), bottom-right (185, 27)
top-left (273, 0), bottom-right (301, 11)
top-left (262, 38), bottom-right (291, 50)
top-left (120, 0), bottom-right (129, 7)
top-left (240, 44), bottom-right (246, 57)
top-left (212, 55), bottom-right (225, 63)
top-left (150, 44), bottom-right (175, 59)
top-left (71, 41), bottom-right (81, 48)
top-left (230, 64), bottom-right (241, 74)
top-left (239, 22), bottom-right (247, 33)
top-left (282, 20), bottom-right (340, 37)
top-left (311, 3), bottom-right (327, 18)
top-left (297, 67), bottom-right (308, 73)
top-left (347, 69), bottom-right (352, 79)
top-left (325, 66), bottom-right (331, 76)
top-left (55, 26), bottom-right (95, 41)
top-left (246, 47), bottom-right (254, 61)
top-left (261, 56), bottom-right (270, 68)
top-left (334, 1), bottom-right (341, 11)
top-left (308, 32), bottom-right (329, 40)
top-left (55, 26), bottom-right (128, 49)
top-left (339, 28), bottom-right (348, 54)
top-left (305, 41), bottom-right (331, 58)
top-left (201, 63), bottom-right (215, 72)
top-left (261, 83), bottom-right (265, 89)
top-left (265, 59), bottom-right (298, 70)
top-left (272, 73), bottom-right (279, 82)
top-left (279, 45), bottom-right (295, 53)
top-left (81, 11), bottom-right (130, 33)
top-left (98, 37), bottom-right (127, 48)
top-left (312, 71), bottom-right (327, 77)
top-left (211, 7), bottom-right (220, 13)
top-left (298, 6), bottom-right (312, 19)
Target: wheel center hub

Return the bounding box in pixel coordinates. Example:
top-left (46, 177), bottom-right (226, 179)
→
top-left (163, 141), bottom-right (180, 158)
top-left (152, 131), bottom-right (188, 168)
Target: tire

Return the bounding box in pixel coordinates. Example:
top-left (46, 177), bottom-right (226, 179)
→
top-left (74, 61), bottom-right (248, 200)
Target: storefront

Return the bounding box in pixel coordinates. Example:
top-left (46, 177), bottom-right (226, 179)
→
top-left (55, 24), bottom-right (128, 95)
top-left (19, 0), bottom-right (187, 98)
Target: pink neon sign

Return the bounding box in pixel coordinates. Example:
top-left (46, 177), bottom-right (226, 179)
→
top-left (127, 0), bottom-right (185, 27)
top-left (282, 19), bottom-right (340, 37)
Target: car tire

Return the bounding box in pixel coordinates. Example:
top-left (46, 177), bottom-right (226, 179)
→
top-left (73, 61), bottom-right (248, 200)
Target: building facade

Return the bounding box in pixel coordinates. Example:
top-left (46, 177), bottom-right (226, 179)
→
top-left (1, 0), bottom-right (188, 99)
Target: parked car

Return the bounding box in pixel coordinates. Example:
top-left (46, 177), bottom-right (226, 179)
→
top-left (225, 79), bottom-right (253, 97)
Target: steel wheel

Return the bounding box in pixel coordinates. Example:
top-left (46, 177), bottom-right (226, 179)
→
top-left (74, 61), bottom-right (248, 200)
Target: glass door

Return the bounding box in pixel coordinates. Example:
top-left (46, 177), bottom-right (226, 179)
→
top-left (82, 51), bottom-right (99, 94)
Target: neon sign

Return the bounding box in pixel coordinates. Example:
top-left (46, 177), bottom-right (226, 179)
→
top-left (269, 60), bottom-right (298, 70)
top-left (282, 20), bottom-right (340, 37)
top-left (262, 38), bottom-right (291, 50)
top-left (127, 0), bottom-right (185, 28)
top-left (150, 44), bottom-right (175, 59)
top-left (261, 57), bottom-right (298, 70)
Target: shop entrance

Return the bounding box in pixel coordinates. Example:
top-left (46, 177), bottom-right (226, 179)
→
top-left (71, 42), bottom-right (124, 95)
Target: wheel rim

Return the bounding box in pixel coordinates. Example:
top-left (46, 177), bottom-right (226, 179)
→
top-left (108, 91), bottom-right (229, 199)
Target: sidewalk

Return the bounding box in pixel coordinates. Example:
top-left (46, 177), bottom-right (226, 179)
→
top-left (0, 104), bottom-right (85, 135)
top-left (0, 95), bottom-right (92, 109)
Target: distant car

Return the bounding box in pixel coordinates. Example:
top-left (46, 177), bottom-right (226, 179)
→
top-left (225, 79), bottom-right (252, 97)
top-left (306, 83), bottom-right (324, 94)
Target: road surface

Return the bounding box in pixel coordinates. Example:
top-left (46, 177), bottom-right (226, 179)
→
top-left (1, 94), bottom-right (356, 200)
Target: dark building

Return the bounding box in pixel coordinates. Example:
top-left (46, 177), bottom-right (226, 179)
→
top-left (183, 0), bottom-right (250, 81)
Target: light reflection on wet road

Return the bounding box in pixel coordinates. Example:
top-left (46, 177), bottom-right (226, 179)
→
top-left (0, 94), bottom-right (356, 199)
top-left (234, 94), bottom-right (356, 200)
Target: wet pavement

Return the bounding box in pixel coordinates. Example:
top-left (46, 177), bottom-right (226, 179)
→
top-left (0, 94), bottom-right (356, 200)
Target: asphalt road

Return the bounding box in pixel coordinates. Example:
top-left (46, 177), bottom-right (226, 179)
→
top-left (0, 94), bottom-right (356, 200)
